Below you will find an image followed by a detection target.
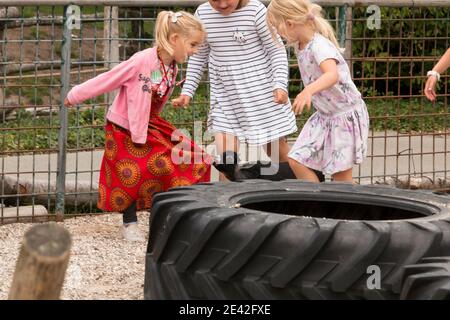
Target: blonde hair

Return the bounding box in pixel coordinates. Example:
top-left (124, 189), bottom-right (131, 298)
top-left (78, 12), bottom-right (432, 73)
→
top-left (154, 10), bottom-right (206, 56)
top-left (267, 0), bottom-right (342, 50)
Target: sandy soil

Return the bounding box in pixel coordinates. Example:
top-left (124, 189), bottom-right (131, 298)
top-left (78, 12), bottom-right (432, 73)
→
top-left (0, 211), bottom-right (150, 300)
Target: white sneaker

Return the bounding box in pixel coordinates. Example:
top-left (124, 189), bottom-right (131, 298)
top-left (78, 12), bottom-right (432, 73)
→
top-left (121, 222), bottom-right (145, 242)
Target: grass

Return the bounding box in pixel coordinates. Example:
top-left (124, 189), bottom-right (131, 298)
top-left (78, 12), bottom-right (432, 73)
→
top-left (4, 64), bottom-right (449, 153)
top-left (1, 94), bottom-right (448, 153)
top-left (367, 99), bottom-right (449, 133)
top-left (4, 74), bottom-right (58, 106)
top-left (23, 26), bottom-right (49, 40)
top-left (0, 107), bottom-right (105, 153)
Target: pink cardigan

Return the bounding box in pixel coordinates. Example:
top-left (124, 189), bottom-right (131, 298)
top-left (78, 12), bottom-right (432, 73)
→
top-left (67, 47), bottom-right (177, 144)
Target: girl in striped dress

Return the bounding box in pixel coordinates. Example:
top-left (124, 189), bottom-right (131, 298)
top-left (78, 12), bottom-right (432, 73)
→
top-left (64, 11), bottom-right (211, 241)
top-left (172, 0), bottom-right (300, 181)
top-left (267, 0), bottom-right (369, 182)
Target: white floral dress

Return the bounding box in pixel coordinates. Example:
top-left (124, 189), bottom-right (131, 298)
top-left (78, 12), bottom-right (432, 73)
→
top-left (288, 33), bottom-right (369, 175)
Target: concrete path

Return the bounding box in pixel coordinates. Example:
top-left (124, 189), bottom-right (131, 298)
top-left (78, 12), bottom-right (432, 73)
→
top-left (2, 131), bottom-right (449, 187)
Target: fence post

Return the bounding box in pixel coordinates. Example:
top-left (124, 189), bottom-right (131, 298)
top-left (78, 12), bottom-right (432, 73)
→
top-left (0, 18), bottom-right (3, 114)
top-left (338, 5), bottom-right (346, 48)
top-left (0, 16), bottom-right (3, 108)
top-left (345, 6), bottom-right (353, 76)
top-left (55, 6), bottom-right (72, 221)
top-left (338, 5), bottom-right (353, 75)
top-left (103, 6), bottom-right (119, 105)
top-left (1, 7), bottom-right (23, 122)
top-left (8, 224), bottom-right (72, 300)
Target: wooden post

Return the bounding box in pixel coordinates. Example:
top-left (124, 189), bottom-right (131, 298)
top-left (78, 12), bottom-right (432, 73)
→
top-left (0, 9), bottom-right (5, 119)
top-left (337, 6), bottom-right (353, 76)
top-left (8, 224), bottom-right (72, 300)
top-left (344, 6), bottom-right (353, 76)
top-left (103, 6), bottom-right (119, 106)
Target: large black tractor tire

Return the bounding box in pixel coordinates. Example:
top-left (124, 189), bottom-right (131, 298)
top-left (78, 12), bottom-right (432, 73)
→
top-left (144, 180), bottom-right (450, 300)
top-left (400, 257), bottom-right (450, 300)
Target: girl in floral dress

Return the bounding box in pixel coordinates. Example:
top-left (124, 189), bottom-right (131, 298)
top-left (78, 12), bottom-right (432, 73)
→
top-left (267, 0), bottom-right (369, 182)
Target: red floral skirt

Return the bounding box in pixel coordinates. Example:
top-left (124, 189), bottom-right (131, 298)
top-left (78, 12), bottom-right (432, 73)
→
top-left (97, 114), bottom-right (211, 212)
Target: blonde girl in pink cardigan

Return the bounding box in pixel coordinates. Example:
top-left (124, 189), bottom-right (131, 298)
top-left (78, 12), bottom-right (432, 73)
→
top-left (65, 11), bottom-right (211, 241)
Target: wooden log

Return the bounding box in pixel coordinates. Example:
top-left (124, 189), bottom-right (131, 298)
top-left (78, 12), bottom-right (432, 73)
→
top-left (375, 176), bottom-right (447, 190)
top-left (8, 223), bottom-right (72, 300)
top-left (1, 175), bottom-right (98, 207)
top-left (0, 7), bottom-right (19, 19)
top-left (2, 14), bottom-right (103, 28)
top-left (2, 61), bottom-right (106, 76)
top-left (1, 205), bottom-right (48, 224)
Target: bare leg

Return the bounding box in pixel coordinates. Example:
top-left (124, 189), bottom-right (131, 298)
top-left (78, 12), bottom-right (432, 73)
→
top-left (215, 132), bottom-right (238, 155)
top-left (331, 168), bottom-right (353, 183)
top-left (264, 137), bottom-right (290, 163)
top-left (288, 158), bottom-right (320, 183)
top-left (214, 133), bottom-right (239, 181)
top-left (218, 172), bottom-right (228, 182)
top-left (278, 138), bottom-right (291, 162)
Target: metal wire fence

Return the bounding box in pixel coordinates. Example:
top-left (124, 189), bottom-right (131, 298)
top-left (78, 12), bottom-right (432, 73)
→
top-left (1, 0), bottom-right (450, 222)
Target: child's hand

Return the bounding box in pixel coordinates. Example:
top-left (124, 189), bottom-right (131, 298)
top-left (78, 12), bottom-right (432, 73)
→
top-left (172, 95), bottom-right (191, 108)
top-left (292, 89), bottom-right (312, 115)
top-left (424, 75), bottom-right (438, 101)
top-left (64, 98), bottom-right (72, 107)
top-left (273, 89), bottom-right (288, 104)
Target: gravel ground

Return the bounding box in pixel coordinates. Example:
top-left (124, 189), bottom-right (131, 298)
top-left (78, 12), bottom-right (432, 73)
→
top-left (0, 212), bottom-right (150, 300)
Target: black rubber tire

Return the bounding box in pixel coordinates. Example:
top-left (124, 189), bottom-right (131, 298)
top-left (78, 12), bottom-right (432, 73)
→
top-left (144, 180), bottom-right (450, 300)
top-left (400, 257), bottom-right (450, 300)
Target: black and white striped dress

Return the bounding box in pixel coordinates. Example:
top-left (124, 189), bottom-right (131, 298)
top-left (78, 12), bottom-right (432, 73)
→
top-left (181, 0), bottom-right (297, 146)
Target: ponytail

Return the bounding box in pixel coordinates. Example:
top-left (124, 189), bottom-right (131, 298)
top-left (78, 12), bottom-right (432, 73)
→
top-left (154, 10), bottom-right (206, 56)
top-left (155, 11), bottom-right (174, 56)
top-left (309, 4), bottom-right (342, 51)
top-left (267, 0), bottom-right (344, 52)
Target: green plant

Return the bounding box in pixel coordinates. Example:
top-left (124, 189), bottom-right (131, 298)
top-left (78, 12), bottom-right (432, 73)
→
top-left (0, 107), bottom-right (107, 152)
top-left (351, 7), bottom-right (450, 98)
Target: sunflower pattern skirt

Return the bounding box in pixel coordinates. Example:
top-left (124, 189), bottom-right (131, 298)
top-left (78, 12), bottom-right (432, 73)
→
top-left (97, 114), bottom-right (211, 212)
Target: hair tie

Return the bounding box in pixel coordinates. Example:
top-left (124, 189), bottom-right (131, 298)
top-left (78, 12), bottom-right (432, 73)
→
top-left (306, 12), bottom-right (315, 21)
top-left (171, 12), bottom-right (182, 23)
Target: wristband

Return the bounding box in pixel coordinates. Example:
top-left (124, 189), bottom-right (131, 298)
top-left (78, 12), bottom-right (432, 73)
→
top-left (427, 70), bottom-right (441, 81)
